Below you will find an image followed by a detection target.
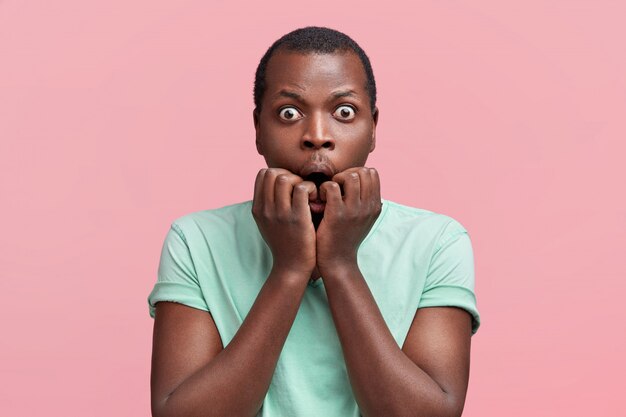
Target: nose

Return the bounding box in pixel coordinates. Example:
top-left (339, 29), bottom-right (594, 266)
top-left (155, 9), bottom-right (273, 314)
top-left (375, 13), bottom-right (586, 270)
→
top-left (301, 112), bottom-right (335, 150)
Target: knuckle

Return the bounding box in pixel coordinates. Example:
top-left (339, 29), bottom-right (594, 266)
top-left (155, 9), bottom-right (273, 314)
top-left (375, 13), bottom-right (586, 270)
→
top-left (262, 207), bottom-right (274, 219)
top-left (276, 211), bottom-right (295, 224)
top-left (321, 182), bottom-right (337, 193)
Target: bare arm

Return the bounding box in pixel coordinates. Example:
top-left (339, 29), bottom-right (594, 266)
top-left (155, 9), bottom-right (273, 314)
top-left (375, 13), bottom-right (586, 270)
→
top-left (323, 264), bottom-right (472, 417)
top-left (151, 268), bottom-right (309, 417)
top-left (317, 167), bottom-right (472, 417)
top-left (151, 168), bottom-right (318, 417)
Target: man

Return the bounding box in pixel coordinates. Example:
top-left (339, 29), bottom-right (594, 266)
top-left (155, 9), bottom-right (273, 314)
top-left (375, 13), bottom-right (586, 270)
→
top-left (148, 27), bottom-right (480, 417)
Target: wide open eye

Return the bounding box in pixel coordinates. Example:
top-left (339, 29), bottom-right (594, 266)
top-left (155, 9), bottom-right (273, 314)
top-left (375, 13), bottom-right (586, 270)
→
top-left (333, 105), bottom-right (356, 121)
top-left (278, 106), bottom-right (303, 121)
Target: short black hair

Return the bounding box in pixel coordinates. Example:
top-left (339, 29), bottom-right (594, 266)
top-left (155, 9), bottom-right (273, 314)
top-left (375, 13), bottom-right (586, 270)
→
top-left (254, 26), bottom-right (377, 114)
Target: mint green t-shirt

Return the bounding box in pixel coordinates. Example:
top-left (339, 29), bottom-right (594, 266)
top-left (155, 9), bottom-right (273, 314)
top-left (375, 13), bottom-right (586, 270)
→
top-left (147, 199), bottom-right (480, 417)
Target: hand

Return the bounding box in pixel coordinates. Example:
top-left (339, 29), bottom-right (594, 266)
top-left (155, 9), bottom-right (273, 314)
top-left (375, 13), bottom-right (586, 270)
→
top-left (252, 168), bottom-right (318, 277)
top-left (316, 167), bottom-right (382, 276)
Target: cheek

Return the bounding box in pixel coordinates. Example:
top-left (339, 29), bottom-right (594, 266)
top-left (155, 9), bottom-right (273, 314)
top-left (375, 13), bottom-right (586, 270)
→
top-left (258, 131), bottom-right (299, 165)
top-left (261, 119), bottom-right (301, 142)
top-left (339, 123), bottom-right (373, 152)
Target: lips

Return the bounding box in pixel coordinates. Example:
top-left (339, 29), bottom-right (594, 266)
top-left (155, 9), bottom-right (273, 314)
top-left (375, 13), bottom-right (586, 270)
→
top-left (303, 173), bottom-right (329, 213)
top-left (304, 172), bottom-right (331, 189)
top-left (300, 163), bottom-right (334, 179)
top-left (300, 166), bottom-right (333, 214)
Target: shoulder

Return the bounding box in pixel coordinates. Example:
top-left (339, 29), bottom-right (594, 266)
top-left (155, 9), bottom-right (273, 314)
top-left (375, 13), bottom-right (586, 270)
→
top-left (379, 199), bottom-right (469, 242)
top-left (167, 200), bottom-right (255, 242)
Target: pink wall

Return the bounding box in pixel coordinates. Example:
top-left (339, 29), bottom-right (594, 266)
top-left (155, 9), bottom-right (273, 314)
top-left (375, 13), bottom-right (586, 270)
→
top-left (1, 1), bottom-right (624, 415)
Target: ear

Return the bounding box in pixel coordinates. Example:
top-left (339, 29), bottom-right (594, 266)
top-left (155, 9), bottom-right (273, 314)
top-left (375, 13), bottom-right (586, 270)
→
top-left (253, 108), bottom-right (263, 155)
top-left (369, 107), bottom-right (379, 153)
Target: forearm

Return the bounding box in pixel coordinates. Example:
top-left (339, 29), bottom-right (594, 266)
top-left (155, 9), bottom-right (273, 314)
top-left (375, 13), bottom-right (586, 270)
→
top-left (323, 264), bottom-right (458, 417)
top-left (159, 268), bottom-right (308, 417)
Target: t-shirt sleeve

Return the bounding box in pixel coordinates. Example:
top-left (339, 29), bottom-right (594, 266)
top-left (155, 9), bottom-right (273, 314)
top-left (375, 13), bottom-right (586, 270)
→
top-left (147, 222), bottom-right (210, 319)
top-left (417, 219), bottom-right (481, 335)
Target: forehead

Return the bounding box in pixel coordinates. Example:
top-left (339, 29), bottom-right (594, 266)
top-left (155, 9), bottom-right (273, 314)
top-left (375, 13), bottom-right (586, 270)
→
top-left (264, 50), bottom-right (367, 95)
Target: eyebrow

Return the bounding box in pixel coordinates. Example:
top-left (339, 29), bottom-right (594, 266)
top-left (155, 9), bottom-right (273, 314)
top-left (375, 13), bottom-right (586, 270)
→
top-left (274, 90), bottom-right (306, 103)
top-left (273, 89), bottom-right (359, 103)
top-left (331, 89), bottom-right (358, 99)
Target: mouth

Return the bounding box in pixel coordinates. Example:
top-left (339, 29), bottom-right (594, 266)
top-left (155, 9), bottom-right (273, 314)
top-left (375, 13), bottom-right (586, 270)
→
top-left (304, 172), bottom-right (331, 189)
top-left (303, 172), bottom-right (331, 214)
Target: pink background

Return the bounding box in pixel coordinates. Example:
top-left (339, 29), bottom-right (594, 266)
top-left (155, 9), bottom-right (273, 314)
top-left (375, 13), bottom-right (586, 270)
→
top-left (1, 0), bottom-right (625, 415)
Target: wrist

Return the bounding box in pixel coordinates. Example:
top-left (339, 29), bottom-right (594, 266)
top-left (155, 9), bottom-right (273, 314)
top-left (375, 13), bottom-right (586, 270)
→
top-left (318, 256), bottom-right (359, 279)
top-left (270, 264), bottom-right (313, 283)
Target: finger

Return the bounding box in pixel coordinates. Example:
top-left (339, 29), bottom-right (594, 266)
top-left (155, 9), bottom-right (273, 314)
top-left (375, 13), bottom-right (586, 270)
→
top-left (369, 167), bottom-right (381, 204)
top-left (267, 167), bottom-right (296, 177)
top-left (357, 167), bottom-right (372, 202)
top-left (262, 168), bottom-right (279, 207)
top-left (293, 181), bottom-right (317, 214)
top-left (332, 171), bottom-right (360, 206)
top-left (320, 181), bottom-right (342, 208)
top-left (335, 167), bottom-right (361, 176)
top-left (330, 167), bottom-right (360, 197)
top-left (253, 169), bottom-right (267, 210)
top-left (274, 173), bottom-right (303, 212)
top-left (302, 180), bottom-right (318, 202)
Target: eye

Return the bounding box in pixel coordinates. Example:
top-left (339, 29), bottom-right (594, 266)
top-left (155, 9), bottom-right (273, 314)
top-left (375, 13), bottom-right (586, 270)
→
top-left (333, 105), bottom-right (356, 121)
top-left (278, 106), bottom-right (303, 121)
